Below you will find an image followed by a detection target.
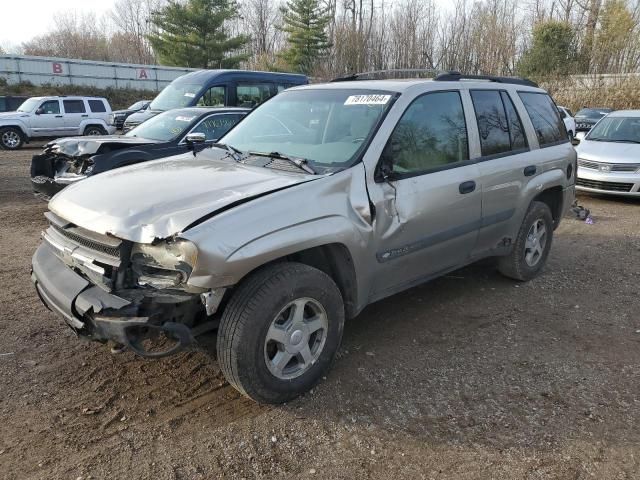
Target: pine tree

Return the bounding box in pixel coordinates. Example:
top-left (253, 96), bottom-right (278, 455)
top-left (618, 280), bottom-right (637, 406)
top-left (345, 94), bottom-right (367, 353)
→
top-left (279, 0), bottom-right (332, 74)
top-left (148, 0), bottom-right (249, 69)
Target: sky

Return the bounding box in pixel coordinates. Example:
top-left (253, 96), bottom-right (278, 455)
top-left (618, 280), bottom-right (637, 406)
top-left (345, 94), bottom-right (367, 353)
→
top-left (1, 0), bottom-right (114, 49)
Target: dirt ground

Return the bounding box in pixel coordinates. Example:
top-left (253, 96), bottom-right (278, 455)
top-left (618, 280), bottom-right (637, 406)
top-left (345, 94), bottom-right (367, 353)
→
top-left (1, 144), bottom-right (639, 480)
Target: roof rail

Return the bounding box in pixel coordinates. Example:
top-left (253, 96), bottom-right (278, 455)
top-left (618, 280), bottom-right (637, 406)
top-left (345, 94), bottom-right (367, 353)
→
top-left (331, 68), bottom-right (442, 82)
top-left (434, 71), bottom-right (539, 88)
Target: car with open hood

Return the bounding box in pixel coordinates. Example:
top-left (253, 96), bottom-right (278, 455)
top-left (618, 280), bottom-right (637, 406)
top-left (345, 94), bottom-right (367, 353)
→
top-left (30, 106), bottom-right (248, 200)
top-left (575, 110), bottom-right (640, 197)
top-left (31, 72), bottom-right (575, 404)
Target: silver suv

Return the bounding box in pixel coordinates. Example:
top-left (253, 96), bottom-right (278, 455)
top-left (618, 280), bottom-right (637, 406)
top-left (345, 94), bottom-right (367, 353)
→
top-left (0, 96), bottom-right (115, 150)
top-left (31, 73), bottom-right (576, 404)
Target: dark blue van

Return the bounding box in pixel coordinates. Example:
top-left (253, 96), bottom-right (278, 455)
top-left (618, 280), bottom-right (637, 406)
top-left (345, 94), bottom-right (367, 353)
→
top-left (123, 70), bottom-right (308, 131)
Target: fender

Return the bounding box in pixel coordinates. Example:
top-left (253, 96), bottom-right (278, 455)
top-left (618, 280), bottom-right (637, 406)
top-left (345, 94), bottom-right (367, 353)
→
top-left (79, 119), bottom-right (110, 134)
top-left (506, 167), bottom-right (567, 239)
top-left (0, 119), bottom-right (29, 138)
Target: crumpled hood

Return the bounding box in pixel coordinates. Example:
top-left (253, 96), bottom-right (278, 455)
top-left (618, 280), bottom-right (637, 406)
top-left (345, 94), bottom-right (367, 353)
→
top-left (46, 136), bottom-right (160, 157)
top-left (577, 140), bottom-right (640, 163)
top-left (48, 152), bottom-right (315, 243)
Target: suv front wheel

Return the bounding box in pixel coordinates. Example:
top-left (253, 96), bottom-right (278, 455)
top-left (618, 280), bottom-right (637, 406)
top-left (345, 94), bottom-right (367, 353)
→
top-left (0, 127), bottom-right (24, 150)
top-left (498, 201), bottom-right (554, 281)
top-left (217, 262), bottom-right (345, 404)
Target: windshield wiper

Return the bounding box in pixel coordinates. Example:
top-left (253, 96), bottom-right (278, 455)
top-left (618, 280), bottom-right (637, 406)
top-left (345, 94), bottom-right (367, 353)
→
top-left (211, 142), bottom-right (245, 161)
top-left (249, 151), bottom-right (316, 174)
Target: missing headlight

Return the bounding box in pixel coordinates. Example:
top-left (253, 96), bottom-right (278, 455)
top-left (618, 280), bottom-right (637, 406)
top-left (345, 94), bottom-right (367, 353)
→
top-left (131, 239), bottom-right (198, 289)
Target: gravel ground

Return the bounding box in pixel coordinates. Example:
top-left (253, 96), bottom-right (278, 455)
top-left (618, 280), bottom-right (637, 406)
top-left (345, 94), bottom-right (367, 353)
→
top-left (1, 145), bottom-right (639, 480)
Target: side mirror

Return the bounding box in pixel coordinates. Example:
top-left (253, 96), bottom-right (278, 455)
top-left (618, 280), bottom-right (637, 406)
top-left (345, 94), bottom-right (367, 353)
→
top-left (185, 132), bottom-right (206, 152)
top-left (572, 137), bottom-right (581, 146)
top-left (35, 107), bottom-right (44, 115)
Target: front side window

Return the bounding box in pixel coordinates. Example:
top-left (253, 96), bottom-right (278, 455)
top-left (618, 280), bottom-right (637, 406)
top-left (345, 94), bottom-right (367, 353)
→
top-left (235, 84), bottom-right (273, 107)
top-left (586, 117), bottom-right (640, 143)
top-left (221, 89), bottom-right (394, 172)
top-left (197, 86), bottom-right (225, 107)
top-left (39, 100), bottom-right (60, 114)
top-left (519, 92), bottom-right (567, 146)
top-left (384, 91), bottom-right (468, 176)
top-left (63, 100), bottom-right (86, 114)
top-left (88, 99), bottom-right (106, 113)
top-left (189, 113), bottom-right (245, 141)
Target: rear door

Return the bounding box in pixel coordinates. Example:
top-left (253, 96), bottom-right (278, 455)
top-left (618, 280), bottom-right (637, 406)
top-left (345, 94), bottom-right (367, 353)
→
top-left (469, 89), bottom-right (537, 256)
top-left (369, 90), bottom-right (482, 297)
top-left (62, 99), bottom-right (89, 135)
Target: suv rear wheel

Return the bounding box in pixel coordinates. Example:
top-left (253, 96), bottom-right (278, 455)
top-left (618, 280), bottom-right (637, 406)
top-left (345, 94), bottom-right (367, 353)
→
top-left (498, 201), bottom-right (554, 281)
top-left (217, 262), bottom-right (345, 404)
top-left (0, 127), bottom-right (24, 150)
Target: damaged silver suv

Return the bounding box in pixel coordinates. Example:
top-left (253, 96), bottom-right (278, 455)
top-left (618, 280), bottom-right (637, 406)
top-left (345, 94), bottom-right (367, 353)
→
top-left (32, 72), bottom-right (576, 404)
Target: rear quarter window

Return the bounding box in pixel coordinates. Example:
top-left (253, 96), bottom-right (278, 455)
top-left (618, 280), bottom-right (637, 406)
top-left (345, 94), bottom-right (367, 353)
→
top-left (518, 92), bottom-right (567, 147)
top-left (88, 100), bottom-right (107, 113)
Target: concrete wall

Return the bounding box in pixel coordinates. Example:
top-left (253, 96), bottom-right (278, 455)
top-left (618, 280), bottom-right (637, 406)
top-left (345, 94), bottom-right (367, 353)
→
top-left (0, 55), bottom-right (198, 91)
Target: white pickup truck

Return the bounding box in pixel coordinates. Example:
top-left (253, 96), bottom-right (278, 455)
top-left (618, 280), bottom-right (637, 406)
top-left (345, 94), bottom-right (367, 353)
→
top-left (0, 96), bottom-right (116, 150)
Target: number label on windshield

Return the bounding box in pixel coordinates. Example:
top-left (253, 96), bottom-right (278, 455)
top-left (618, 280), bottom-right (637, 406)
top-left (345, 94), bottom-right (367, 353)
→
top-left (344, 94), bottom-right (391, 106)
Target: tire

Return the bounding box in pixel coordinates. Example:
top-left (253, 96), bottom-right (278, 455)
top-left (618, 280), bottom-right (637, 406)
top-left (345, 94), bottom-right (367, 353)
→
top-left (84, 126), bottom-right (106, 136)
top-left (217, 262), bottom-right (345, 404)
top-left (498, 201), bottom-right (554, 281)
top-left (0, 127), bottom-right (24, 150)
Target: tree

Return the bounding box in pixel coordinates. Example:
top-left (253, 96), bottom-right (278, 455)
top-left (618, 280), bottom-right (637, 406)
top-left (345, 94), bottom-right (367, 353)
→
top-left (148, 0), bottom-right (249, 69)
top-left (110, 0), bottom-right (163, 64)
top-left (517, 20), bottom-right (578, 78)
top-left (279, 0), bottom-right (332, 74)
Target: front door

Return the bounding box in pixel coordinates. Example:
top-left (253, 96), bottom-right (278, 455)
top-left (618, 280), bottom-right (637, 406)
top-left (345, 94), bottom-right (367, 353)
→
top-left (369, 90), bottom-right (482, 298)
top-left (30, 100), bottom-right (64, 136)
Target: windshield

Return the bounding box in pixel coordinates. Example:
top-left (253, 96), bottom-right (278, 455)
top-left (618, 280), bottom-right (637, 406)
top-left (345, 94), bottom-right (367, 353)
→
top-left (220, 89), bottom-right (394, 171)
top-left (125, 110), bottom-right (198, 141)
top-left (576, 108), bottom-right (611, 119)
top-left (17, 98), bottom-right (41, 112)
top-left (128, 100), bottom-right (147, 110)
top-left (587, 117), bottom-right (640, 143)
top-left (150, 83), bottom-right (203, 111)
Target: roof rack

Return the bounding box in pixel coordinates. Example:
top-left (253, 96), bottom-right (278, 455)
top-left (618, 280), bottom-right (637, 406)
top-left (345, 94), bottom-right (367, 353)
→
top-left (331, 68), bottom-right (442, 82)
top-left (434, 71), bottom-right (539, 88)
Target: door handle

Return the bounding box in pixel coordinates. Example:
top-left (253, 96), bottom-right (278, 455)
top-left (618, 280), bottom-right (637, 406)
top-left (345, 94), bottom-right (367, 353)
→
top-left (459, 180), bottom-right (476, 194)
top-left (55, 115), bottom-right (63, 118)
top-left (524, 165), bottom-right (537, 176)
top-left (81, 114), bottom-right (89, 117)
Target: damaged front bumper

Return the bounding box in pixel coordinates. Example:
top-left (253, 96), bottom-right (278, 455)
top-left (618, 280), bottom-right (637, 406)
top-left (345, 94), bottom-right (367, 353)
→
top-left (32, 242), bottom-right (206, 358)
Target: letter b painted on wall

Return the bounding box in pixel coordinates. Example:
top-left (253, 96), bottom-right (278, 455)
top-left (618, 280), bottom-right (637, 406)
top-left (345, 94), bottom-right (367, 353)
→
top-left (52, 62), bottom-right (63, 74)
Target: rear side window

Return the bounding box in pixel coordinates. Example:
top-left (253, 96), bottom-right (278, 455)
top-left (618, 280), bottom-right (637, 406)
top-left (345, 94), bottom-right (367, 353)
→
top-left (197, 86), bottom-right (225, 107)
top-left (88, 99), bottom-right (106, 113)
top-left (470, 90), bottom-right (527, 157)
top-left (235, 84), bottom-right (273, 108)
top-left (501, 92), bottom-right (527, 151)
top-left (386, 91), bottom-right (469, 176)
top-left (518, 92), bottom-right (567, 146)
top-left (63, 100), bottom-right (86, 114)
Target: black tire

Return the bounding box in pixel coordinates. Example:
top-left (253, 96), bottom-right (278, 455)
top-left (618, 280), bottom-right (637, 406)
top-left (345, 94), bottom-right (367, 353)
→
top-left (0, 127), bottom-right (24, 150)
top-left (84, 125), bottom-right (106, 136)
top-left (217, 262), bottom-right (345, 404)
top-left (498, 201), bottom-right (554, 281)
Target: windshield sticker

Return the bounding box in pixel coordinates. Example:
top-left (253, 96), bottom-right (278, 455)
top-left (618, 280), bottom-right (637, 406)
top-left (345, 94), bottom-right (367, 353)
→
top-left (344, 94), bottom-right (391, 106)
top-left (184, 92), bottom-right (196, 98)
top-left (175, 116), bottom-right (195, 122)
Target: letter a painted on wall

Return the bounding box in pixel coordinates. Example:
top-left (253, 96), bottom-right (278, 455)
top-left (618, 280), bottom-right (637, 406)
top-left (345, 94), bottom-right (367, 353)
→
top-left (138, 69), bottom-right (148, 79)
top-left (52, 62), bottom-right (63, 74)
